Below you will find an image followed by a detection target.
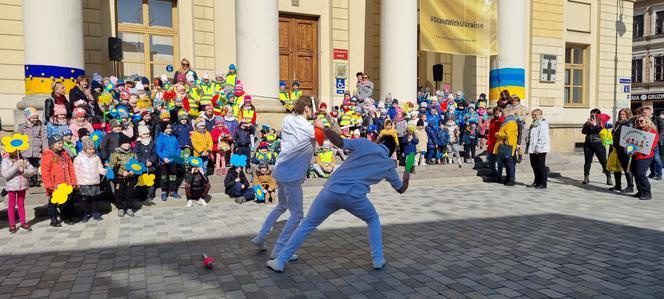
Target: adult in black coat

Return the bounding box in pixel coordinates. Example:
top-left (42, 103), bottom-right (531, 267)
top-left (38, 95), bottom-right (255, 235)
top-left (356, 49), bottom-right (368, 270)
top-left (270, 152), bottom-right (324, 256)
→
top-left (44, 82), bottom-right (72, 122)
top-left (69, 77), bottom-right (103, 123)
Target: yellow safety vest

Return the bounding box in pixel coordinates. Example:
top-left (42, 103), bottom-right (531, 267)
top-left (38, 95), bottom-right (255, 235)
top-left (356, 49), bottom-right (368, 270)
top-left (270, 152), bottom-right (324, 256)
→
top-left (289, 89), bottom-right (302, 101)
top-left (225, 73), bottom-right (237, 87)
top-left (256, 152), bottom-right (274, 161)
top-left (241, 108), bottom-right (255, 123)
top-left (199, 83), bottom-right (215, 107)
top-left (213, 82), bottom-right (225, 94)
top-left (279, 91), bottom-right (290, 102)
top-left (316, 114), bottom-right (330, 127)
top-left (232, 95), bottom-right (244, 116)
top-left (320, 150), bottom-right (333, 164)
top-left (339, 112), bottom-right (352, 127)
top-left (187, 87), bottom-right (201, 117)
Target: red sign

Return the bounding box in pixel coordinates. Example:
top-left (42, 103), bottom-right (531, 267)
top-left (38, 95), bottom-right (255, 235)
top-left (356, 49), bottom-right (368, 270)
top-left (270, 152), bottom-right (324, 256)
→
top-left (333, 49), bottom-right (348, 60)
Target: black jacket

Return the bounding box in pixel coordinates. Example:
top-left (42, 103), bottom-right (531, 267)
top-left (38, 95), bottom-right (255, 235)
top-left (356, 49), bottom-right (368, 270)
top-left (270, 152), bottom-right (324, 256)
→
top-left (185, 170), bottom-right (209, 199)
top-left (99, 132), bottom-right (122, 162)
top-left (44, 93), bottom-right (72, 122)
top-left (582, 122), bottom-right (602, 144)
top-left (133, 141), bottom-right (158, 172)
top-left (69, 86), bottom-right (102, 122)
top-left (224, 168), bottom-right (250, 195)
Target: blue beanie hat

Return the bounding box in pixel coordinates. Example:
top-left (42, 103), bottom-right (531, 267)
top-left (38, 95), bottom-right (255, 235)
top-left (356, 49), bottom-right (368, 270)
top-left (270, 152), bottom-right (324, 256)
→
top-left (229, 64), bottom-right (236, 70)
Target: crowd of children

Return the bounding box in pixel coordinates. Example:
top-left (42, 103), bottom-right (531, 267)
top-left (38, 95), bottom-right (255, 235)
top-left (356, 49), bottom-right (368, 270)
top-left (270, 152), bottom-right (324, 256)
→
top-left (1, 61), bottom-right (293, 230)
top-left (1, 63), bottom-right (522, 233)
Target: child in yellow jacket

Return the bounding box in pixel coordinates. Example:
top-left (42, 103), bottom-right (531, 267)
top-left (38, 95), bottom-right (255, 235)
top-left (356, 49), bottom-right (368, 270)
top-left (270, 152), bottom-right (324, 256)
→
top-left (191, 120), bottom-right (213, 167)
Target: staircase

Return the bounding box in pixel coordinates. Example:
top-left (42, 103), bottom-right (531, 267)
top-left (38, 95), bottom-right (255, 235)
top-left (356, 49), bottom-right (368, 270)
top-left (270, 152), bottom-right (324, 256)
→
top-left (0, 152), bottom-right (585, 220)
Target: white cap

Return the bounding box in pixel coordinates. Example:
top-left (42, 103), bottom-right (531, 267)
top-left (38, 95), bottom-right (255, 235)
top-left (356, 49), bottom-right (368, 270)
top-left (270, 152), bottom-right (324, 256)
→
top-left (160, 74), bottom-right (168, 82)
top-left (202, 72), bottom-right (209, 80)
top-left (186, 73), bottom-right (195, 82)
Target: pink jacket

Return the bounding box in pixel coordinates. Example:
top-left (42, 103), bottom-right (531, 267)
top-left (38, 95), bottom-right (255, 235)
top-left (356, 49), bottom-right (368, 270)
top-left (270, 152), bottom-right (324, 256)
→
top-left (69, 121), bottom-right (94, 142)
top-left (73, 152), bottom-right (106, 185)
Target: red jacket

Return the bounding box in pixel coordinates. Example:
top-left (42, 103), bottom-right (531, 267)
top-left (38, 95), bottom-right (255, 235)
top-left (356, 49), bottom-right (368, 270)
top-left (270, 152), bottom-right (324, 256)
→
top-left (41, 149), bottom-right (78, 194)
top-left (634, 128), bottom-right (660, 160)
top-left (487, 115), bottom-right (505, 152)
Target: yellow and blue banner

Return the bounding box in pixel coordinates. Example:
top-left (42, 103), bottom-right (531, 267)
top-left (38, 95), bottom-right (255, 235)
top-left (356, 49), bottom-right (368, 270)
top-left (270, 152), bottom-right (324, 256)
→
top-left (24, 64), bottom-right (85, 94)
top-left (489, 68), bottom-right (525, 103)
top-left (419, 0), bottom-right (497, 55)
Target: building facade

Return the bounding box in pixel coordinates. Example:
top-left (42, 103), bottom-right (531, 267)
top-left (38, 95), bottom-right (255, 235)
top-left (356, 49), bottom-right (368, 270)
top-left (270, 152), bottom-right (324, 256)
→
top-left (0, 0), bottom-right (633, 152)
top-left (632, 0), bottom-right (664, 115)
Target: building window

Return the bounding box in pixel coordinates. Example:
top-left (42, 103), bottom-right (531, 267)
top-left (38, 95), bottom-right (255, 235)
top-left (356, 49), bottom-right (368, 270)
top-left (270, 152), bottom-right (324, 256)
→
top-left (632, 59), bottom-right (643, 83)
top-left (564, 45), bottom-right (587, 106)
top-left (657, 11), bottom-right (664, 35)
top-left (116, 0), bottom-right (177, 79)
top-left (655, 57), bottom-right (664, 81)
top-left (634, 15), bottom-right (644, 38)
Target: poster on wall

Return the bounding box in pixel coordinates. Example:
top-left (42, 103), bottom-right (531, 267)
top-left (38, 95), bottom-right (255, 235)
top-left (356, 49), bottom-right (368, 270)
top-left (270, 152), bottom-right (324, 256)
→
top-left (419, 0), bottom-right (497, 55)
top-left (619, 126), bottom-right (657, 155)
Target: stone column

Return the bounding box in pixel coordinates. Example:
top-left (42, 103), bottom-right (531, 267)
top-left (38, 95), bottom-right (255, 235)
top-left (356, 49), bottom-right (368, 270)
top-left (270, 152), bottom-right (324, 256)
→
top-left (17, 0), bottom-right (85, 128)
top-left (489, 0), bottom-right (526, 105)
top-left (235, 0), bottom-right (279, 101)
top-left (380, 0), bottom-right (417, 103)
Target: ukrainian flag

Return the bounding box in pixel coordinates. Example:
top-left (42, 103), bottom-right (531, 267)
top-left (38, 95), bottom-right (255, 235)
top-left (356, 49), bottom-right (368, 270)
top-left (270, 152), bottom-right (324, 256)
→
top-left (24, 64), bottom-right (85, 94)
top-left (489, 68), bottom-right (525, 103)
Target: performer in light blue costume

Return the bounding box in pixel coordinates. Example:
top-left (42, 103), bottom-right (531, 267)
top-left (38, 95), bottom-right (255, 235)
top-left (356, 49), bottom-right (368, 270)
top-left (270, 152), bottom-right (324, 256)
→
top-left (251, 96), bottom-right (316, 261)
top-left (267, 123), bottom-right (411, 272)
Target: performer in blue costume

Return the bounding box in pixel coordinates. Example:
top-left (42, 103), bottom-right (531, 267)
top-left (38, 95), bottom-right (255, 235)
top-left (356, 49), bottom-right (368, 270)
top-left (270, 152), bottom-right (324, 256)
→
top-left (267, 123), bottom-right (411, 272)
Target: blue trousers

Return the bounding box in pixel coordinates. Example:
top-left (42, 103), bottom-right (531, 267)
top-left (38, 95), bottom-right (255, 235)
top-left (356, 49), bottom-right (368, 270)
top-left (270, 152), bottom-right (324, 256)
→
top-left (275, 188), bottom-right (383, 268)
top-left (255, 180), bottom-right (304, 258)
top-left (229, 183), bottom-right (255, 201)
top-left (487, 152), bottom-right (497, 175)
top-left (650, 146), bottom-right (662, 177)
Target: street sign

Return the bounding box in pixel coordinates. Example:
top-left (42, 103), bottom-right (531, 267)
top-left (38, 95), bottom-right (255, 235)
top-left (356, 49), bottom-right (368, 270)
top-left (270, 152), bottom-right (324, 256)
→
top-left (624, 85), bottom-right (630, 93)
top-left (336, 78), bottom-right (345, 90)
top-left (333, 49), bottom-right (349, 60)
top-left (619, 78), bottom-right (631, 84)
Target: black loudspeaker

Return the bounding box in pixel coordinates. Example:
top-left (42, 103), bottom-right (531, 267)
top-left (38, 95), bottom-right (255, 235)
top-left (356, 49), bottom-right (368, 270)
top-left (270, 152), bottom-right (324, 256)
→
top-left (108, 37), bottom-right (123, 61)
top-left (433, 64), bottom-right (444, 82)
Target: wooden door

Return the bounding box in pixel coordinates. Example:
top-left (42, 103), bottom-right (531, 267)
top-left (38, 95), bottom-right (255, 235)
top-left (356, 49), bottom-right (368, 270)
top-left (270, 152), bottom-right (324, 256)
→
top-left (279, 14), bottom-right (319, 98)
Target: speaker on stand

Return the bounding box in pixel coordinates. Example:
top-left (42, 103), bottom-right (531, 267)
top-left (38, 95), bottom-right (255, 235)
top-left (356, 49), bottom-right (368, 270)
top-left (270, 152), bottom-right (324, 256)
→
top-left (433, 64), bottom-right (443, 91)
top-left (108, 37), bottom-right (123, 77)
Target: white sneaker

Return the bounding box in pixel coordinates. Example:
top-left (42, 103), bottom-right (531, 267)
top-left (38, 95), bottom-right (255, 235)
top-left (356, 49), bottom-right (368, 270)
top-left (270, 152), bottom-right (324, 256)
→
top-left (186, 200), bottom-right (193, 207)
top-left (266, 259), bottom-right (284, 272)
top-left (270, 252), bottom-right (298, 261)
top-left (250, 236), bottom-right (267, 251)
top-left (198, 199), bottom-right (208, 206)
top-left (373, 258), bottom-right (386, 270)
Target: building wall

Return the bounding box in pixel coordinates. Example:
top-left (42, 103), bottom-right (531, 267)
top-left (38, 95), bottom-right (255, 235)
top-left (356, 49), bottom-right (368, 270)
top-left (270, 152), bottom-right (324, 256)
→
top-left (0, 0), bottom-right (24, 127)
top-left (527, 0), bottom-right (633, 153)
top-left (192, 0), bottom-right (215, 76)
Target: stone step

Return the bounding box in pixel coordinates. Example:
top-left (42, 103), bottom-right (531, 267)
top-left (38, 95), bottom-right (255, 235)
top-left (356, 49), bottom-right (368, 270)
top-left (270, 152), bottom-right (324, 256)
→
top-left (1, 167), bottom-right (590, 221)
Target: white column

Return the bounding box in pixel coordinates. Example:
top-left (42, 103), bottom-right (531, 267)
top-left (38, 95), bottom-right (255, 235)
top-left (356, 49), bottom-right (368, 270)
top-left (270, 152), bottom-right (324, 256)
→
top-left (22, 0), bottom-right (85, 95)
top-left (380, 0), bottom-right (417, 103)
top-left (489, 0), bottom-right (526, 104)
top-left (235, 0), bottom-right (279, 100)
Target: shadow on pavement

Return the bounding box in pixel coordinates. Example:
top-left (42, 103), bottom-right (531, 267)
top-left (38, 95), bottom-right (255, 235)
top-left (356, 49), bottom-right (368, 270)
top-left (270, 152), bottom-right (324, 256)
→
top-left (0, 214), bottom-right (663, 298)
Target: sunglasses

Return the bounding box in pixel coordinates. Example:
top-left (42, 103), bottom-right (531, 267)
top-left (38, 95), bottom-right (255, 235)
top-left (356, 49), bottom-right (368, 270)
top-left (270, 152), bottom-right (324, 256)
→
top-left (182, 63), bottom-right (189, 66)
top-left (636, 119), bottom-right (645, 123)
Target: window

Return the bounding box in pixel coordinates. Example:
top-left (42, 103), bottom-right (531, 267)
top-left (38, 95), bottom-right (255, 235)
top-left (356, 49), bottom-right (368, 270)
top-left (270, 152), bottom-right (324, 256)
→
top-left (634, 15), bottom-right (644, 38)
top-left (117, 0), bottom-right (177, 79)
top-left (655, 57), bottom-right (664, 81)
top-left (632, 59), bottom-right (643, 83)
top-left (564, 45), bottom-right (586, 106)
top-left (657, 11), bottom-right (664, 35)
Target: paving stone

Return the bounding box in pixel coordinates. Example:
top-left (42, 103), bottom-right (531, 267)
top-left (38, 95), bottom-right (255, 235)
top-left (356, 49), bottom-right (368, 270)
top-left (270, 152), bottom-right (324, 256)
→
top-left (0, 172), bottom-right (662, 297)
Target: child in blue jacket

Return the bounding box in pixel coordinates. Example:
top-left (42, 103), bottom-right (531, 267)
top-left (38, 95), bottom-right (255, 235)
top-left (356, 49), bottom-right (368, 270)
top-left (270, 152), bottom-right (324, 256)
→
top-left (425, 123), bottom-right (438, 164)
top-left (156, 124), bottom-right (182, 200)
top-left (461, 120), bottom-right (479, 163)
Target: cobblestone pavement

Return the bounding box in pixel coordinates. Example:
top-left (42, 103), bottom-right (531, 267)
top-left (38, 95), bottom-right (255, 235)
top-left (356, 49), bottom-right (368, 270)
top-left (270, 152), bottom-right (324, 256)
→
top-left (0, 172), bottom-right (663, 298)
